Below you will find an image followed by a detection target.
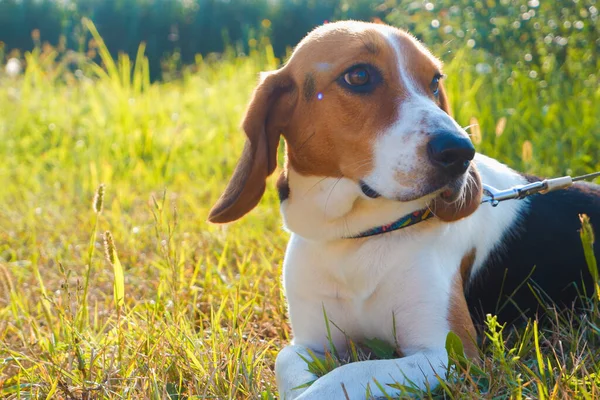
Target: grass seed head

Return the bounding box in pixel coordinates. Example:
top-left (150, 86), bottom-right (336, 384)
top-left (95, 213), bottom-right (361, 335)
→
top-left (579, 214), bottom-right (595, 245)
top-left (93, 184), bottom-right (105, 214)
top-left (104, 230), bottom-right (116, 266)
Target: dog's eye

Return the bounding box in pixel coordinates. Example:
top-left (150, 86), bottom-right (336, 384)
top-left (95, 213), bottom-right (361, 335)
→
top-left (344, 67), bottom-right (370, 86)
top-left (430, 73), bottom-right (443, 97)
top-left (338, 64), bottom-right (382, 94)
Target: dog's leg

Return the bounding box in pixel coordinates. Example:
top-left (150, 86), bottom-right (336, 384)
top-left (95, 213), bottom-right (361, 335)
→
top-left (275, 344), bottom-right (321, 400)
top-left (295, 348), bottom-right (448, 399)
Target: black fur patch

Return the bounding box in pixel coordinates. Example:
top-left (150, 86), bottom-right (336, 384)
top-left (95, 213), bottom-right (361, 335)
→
top-left (466, 175), bottom-right (600, 327)
top-left (277, 171), bottom-right (290, 202)
top-left (303, 73), bottom-right (316, 102)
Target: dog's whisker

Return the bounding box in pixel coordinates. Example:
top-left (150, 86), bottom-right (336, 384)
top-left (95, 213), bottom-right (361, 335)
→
top-left (343, 216), bottom-right (351, 238)
top-left (304, 176), bottom-right (331, 197)
top-left (462, 124), bottom-right (479, 132)
top-left (324, 177), bottom-right (343, 218)
top-left (344, 158), bottom-right (373, 170)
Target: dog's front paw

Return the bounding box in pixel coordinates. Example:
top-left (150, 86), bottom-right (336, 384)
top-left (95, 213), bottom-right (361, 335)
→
top-left (295, 350), bottom-right (448, 400)
top-left (275, 345), bottom-right (320, 400)
top-left (294, 361), bottom-right (396, 400)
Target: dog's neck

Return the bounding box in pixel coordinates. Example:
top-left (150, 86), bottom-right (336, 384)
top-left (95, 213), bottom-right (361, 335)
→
top-left (281, 167), bottom-right (441, 241)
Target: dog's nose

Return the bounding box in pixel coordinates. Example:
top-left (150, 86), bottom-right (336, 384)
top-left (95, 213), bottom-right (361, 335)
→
top-left (427, 132), bottom-right (475, 176)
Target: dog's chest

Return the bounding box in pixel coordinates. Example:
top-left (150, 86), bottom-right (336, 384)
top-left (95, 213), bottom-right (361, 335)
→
top-left (283, 232), bottom-right (454, 349)
top-left (286, 234), bottom-right (420, 300)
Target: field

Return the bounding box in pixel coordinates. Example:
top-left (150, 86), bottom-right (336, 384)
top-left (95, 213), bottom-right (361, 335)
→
top-left (1, 20), bottom-right (600, 399)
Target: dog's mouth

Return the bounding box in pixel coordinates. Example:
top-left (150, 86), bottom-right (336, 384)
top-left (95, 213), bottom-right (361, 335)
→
top-left (438, 178), bottom-right (465, 203)
top-left (360, 165), bottom-right (483, 222)
top-left (359, 181), bottom-right (382, 199)
top-left (359, 177), bottom-right (464, 203)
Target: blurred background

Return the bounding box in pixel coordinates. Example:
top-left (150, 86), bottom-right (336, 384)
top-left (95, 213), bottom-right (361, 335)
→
top-left (1, 0), bottom-right (598, 82)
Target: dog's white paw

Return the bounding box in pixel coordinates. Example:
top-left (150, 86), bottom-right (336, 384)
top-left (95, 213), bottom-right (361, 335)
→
top-left (279, 348), bottom-right (448, 400)
top-left (275, 345), bottom-right (320, 400)
top-left (294, 360), bottom-right (400, 400)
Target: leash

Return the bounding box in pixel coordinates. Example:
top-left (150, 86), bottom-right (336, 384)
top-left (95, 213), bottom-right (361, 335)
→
top-left (348, 171), bottom-right (600, 239)
top-left (481, 171), bottom-right (600, 206)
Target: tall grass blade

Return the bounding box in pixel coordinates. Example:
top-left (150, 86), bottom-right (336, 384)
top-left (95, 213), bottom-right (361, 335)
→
top-left (103, 231), bottom-right (125, 307)
top-left (579, 214), bottom-right (599, 300)
top-left (82, 18), bottom-right (119, 83)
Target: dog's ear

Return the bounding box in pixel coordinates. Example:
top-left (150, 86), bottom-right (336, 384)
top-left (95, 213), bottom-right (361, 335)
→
top-left (431, 165), bottom-right (483, 222)
top-left (208, 69), bottom-right (297, 223)
top-left (438, 81), bottom-right (452, 116)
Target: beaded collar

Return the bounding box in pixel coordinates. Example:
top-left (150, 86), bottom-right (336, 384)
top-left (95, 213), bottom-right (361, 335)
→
top-left (346, 208), bottom-right (434, 239)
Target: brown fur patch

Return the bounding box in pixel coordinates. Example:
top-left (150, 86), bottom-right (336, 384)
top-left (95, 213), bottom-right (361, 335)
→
top-left (282, 24), bottom-right (405, 180)
top-left (448, 249), bottom-right (478, 359)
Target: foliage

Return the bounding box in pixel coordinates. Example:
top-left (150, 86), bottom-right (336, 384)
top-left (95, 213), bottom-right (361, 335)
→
top-left (386, 0), bottom-right (599, 77)
top-left (0, 0), bottom-right (368, 81)
top-left (0, 11), bottom-right (599, 400)
top-left (1, 0), bottom-right (599, 82)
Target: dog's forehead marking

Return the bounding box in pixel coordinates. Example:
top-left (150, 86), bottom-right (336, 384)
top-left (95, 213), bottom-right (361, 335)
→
top-left (374, 25), bottom-right (420, 97)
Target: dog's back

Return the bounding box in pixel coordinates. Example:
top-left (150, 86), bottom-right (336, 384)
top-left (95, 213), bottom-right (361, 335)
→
top-left (467, 180), bottom-right (600, 325)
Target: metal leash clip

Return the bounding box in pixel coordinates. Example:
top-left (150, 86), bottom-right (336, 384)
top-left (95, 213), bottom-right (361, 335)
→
top-left (481, 171), bottom-right (600, 207)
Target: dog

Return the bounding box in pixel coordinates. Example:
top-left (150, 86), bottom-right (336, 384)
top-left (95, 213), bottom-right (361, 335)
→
top-left (208, 20), bottom-right (600, 399)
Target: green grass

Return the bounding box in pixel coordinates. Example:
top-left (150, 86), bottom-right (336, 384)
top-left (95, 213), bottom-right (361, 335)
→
top-left (1, 21), bottom-right (600, 399)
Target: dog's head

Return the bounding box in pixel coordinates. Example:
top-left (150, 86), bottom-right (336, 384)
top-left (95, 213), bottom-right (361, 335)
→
top-left (208, 21), bottom-right (482, 224)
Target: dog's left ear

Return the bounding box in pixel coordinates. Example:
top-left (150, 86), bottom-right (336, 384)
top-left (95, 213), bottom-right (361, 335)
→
top-left (431, 166), bottom-right (483, 222)
top-left (208, 69), bottom-right (297, 223)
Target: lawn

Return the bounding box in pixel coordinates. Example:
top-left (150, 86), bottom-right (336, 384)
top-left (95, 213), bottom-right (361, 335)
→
top-left (1, 21), bottom-right (600, 399)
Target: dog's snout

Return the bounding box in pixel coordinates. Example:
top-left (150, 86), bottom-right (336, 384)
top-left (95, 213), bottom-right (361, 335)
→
top-left (427, 132), bottom-right (475, 176)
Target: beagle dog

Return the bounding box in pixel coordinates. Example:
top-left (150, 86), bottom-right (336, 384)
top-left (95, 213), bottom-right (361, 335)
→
top-left (208, 21), bottom-right (600, 399)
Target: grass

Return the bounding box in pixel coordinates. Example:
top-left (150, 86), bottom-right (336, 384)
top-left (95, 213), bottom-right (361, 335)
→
top-left (1, 20), bottom-right (600, 399)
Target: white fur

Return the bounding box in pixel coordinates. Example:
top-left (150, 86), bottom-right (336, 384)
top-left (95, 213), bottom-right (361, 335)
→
top-left (274, 24), bottom-right (530, 400)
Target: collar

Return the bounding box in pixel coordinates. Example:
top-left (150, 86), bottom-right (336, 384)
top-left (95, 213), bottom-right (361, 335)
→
top-left (346, 208), bottom-right (434, 239)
